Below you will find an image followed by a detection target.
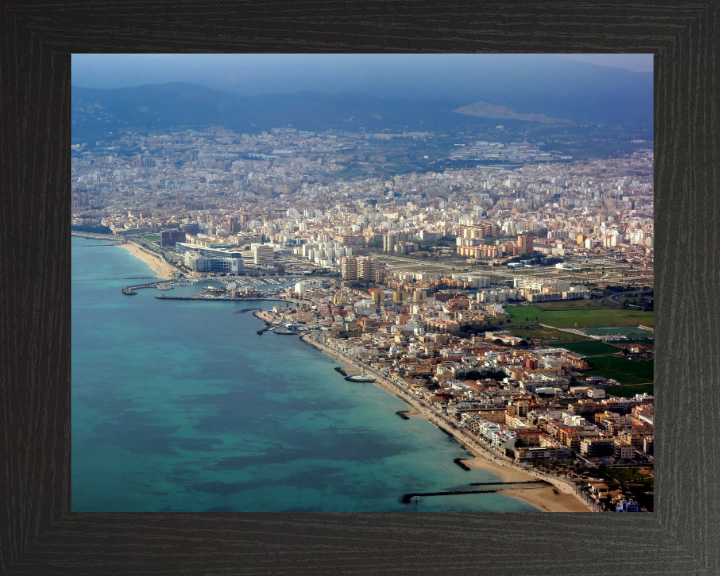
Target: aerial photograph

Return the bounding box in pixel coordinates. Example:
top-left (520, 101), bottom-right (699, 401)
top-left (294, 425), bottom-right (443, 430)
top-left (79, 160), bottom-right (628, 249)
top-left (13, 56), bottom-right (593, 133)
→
top-left (71, 54), bottom-right (654, 513)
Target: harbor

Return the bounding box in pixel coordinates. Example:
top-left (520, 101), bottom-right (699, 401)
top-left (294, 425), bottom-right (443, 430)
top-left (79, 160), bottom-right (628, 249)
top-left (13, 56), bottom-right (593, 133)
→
top-left (110, 240), bottom-right (595, 513)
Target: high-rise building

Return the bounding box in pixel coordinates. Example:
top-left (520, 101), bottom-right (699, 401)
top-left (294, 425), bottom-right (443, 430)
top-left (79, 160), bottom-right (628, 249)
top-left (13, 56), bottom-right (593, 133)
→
top-left (161, 229), bottom-right (186, 247)
top-left (182, 222), bottom-right (200, 236)
top-left (357, 256), bottom-right (377, 282)
top-left (251, 244), bottom-right (274, 265)
top-left (517, 235), bottom-right (534, 255)
top-left (517, 235), bottom-right (527, 256)
top-left (375, 266), bottom-right (387, 284)
top-left (342, 256), bottom-right (376, 282)
top-left (393, 290), bottom-right (406, 303)
top-left (383, 234), bottom-right (398, 253)
top-left (341, 256), bottom-right (357, 280)
top-left (371, 290), bottom-right (384, 305)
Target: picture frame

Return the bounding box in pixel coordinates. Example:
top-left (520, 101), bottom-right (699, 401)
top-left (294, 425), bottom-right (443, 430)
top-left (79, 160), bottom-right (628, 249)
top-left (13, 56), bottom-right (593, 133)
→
top-left (1, 1), bottom-right (715, 573)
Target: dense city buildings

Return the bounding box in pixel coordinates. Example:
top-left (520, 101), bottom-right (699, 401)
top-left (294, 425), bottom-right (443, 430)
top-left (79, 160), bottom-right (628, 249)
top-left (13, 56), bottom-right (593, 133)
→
top-left (72, 123), bottom-right (654, 511)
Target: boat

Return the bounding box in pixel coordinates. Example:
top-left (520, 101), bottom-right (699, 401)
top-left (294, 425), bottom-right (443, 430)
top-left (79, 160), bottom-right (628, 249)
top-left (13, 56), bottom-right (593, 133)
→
top-left (273, 325), bottom-right (299, 335)
top-left (345, 375), bottom-right (376, 382)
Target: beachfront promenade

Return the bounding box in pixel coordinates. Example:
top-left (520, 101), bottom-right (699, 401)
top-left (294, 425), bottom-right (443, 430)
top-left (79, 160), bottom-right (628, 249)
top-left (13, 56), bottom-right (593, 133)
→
top-left (305, 334), bottom-right (597, 512)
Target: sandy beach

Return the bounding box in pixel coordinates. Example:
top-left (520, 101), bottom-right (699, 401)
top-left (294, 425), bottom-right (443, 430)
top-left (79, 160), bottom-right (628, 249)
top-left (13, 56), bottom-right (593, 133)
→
top-left (302, 335), bottom-right (594, 513)
top-left (118, 242), bottom-right (178, 279)
top-left (498, 486), bottom-right (591, 513)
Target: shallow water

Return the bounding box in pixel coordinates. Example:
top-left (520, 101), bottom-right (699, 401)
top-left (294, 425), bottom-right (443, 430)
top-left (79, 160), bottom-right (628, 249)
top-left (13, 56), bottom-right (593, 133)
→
top-left (72, 236), bottom-right (538, 512)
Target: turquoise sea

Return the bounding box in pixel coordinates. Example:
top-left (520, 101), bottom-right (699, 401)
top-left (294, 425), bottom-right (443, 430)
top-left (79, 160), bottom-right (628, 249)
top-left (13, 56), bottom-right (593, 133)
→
top-left (71, 236), bottom-right (538, 512)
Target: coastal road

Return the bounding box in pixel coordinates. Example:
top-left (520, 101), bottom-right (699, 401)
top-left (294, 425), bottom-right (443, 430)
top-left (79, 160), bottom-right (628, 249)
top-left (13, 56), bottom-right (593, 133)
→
top-left (306, 335), bottom-right (596, 511)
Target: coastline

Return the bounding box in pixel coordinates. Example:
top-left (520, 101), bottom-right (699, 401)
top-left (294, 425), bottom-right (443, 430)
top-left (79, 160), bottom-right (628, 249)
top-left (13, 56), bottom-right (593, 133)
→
top-left (117, 242), bottom-right (178, 279)
top-left (301, 334), bottom-right (594, 513)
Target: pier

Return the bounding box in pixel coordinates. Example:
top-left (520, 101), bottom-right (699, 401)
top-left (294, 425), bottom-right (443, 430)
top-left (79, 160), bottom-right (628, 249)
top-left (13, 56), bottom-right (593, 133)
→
top-left (401, 481), bottom-right (548, 503)
top-left (234, 308), bottom-right (261, 314)
top-left (154, 295), bottom-right (303, 303)
top-left (122, 280), bottom-right (173, 295)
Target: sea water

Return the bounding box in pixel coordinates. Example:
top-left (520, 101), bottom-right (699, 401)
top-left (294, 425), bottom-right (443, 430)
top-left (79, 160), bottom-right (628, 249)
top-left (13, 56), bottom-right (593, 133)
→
top-left (72, 236), bottom-right (538, 512)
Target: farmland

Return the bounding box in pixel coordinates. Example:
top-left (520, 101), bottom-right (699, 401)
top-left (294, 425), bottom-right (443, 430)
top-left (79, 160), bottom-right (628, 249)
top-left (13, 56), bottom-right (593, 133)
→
top-left (549, 341), bottom-right (621, 356)
top-left (583, 355), bottom-right (654, 385)
top-left (534, 298), bottom-right (606, 309)
top-left (537, 308), bottom-right (654, 329)
top-left (506, 326), bottom-right (588, 344)
top-left (606, 383), bottom-right (655, 398)
top-left (583, 327), bottom-right (654, 337)
top-left (505, 305), bottom-right (543, 323)
top-left (504, 305), bottom-right (654, 329)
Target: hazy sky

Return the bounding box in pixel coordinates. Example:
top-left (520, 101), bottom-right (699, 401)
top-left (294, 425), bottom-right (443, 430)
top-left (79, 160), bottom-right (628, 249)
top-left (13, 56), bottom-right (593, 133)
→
top-left (555, 54), bottom-right (652, 72)
top-left (72, 54), bottom-right (653, 92)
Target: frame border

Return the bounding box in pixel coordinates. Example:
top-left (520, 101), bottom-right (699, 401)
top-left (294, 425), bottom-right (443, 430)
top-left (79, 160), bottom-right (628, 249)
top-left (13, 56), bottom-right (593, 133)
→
top-left (1, 1), bottom-right (717, 574)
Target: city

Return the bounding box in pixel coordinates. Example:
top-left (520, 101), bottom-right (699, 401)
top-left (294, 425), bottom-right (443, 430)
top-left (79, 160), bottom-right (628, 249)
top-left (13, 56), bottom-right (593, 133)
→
top-left (72, 121), bottom-right (654, 512)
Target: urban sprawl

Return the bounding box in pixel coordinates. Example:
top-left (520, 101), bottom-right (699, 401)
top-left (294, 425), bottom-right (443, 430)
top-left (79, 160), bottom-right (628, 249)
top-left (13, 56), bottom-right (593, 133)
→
top-left (72, 126), bottom-right (654, 512)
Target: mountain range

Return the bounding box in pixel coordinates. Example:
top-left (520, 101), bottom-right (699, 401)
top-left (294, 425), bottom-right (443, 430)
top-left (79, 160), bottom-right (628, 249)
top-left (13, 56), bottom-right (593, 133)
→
top-left (72, 58), bottom-right (653, 142)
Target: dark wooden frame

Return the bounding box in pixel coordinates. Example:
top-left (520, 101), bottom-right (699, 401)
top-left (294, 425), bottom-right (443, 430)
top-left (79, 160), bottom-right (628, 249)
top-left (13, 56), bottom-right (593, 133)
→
top-left (1, 1), bottom-right (717, 574)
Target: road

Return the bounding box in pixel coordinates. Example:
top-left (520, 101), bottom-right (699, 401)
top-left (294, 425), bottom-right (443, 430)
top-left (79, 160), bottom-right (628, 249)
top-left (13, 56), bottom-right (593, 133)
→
top-left (604, 289), bottom-right (653, 309)
top-left (307, 334), bottom-right (597, 511)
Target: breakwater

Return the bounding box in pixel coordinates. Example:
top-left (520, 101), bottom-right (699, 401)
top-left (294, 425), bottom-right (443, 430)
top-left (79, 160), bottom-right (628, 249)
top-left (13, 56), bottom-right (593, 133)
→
top-left (156, 295), bottom-right (260, 301)
top-left (253, 310), bottom-right (274, 335)
top-left (123, 280), bottom-right (173, 295)
top-left (401, 481), bottom-right (548, 503)
top-left (453, 458), bottom-right (471, 471)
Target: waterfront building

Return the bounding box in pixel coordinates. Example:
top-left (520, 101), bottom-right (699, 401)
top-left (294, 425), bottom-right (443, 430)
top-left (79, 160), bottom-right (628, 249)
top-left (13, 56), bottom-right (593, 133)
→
top-left (161, 229), bottom-right (186, 247)
top-left (183, 250), bottom-right (244, 274)
top-left (252, 243), bottom-right (274, 265)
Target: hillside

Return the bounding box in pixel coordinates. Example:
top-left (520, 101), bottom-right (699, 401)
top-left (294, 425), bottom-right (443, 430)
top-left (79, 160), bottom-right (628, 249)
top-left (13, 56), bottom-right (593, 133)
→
top-left (453, 101), bottom-right (575, 125)
top-left (72, 84), bottom-right (493, 142)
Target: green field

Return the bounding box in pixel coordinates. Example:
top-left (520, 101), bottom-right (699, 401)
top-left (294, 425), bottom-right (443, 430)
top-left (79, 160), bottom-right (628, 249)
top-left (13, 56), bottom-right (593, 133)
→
top-left (145, 235), bottom-right (161, 243)
top-left (505, 305), bottom-right (654, 329)
top-left (507, 326), bottom-right (588, 344)
top-left (606, 384), bottom-right (655, 398)
top-left (583, 327), bottom-right (654, 337)
top-left (505, 306), bottom-right (543, 323)
top-left (608, 339), bottom-right (655, 348)
top-left (549, 341), bottom-right (621, 356)
top-left (605, 467), bottom-right (654, 485)
top-left (539, 308), bottom-right (654, 329)
top-left (535, 299), bottom-right (607, 309)
top-left (583, 355), bottom-right (654, 385)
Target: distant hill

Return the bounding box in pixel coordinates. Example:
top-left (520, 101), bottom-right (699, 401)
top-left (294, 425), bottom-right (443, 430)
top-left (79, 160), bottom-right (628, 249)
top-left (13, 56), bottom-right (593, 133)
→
top-left (453, 101), bottom-right (574, 125)
top-left (72, 84), bottom-right (487, 141)
top-left (72, 79), bottom-right (649, 143)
